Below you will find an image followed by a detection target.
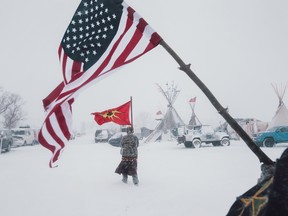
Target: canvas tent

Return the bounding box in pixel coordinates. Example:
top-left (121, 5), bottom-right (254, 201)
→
top-left (268, 83), bottom-right (288, 129)
top-left (218, 118), bottom-right (268, 140)
top-left (144, 83), bottom-right (185, 143)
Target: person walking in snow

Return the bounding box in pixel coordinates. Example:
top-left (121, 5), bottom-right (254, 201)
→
top-left (115, 127), bottom-right (139, 185)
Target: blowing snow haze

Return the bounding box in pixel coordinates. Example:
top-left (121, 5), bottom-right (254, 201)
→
top-left (0, 0), bottom-right (288, 132)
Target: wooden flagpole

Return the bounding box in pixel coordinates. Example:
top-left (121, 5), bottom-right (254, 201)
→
top-left (159, 39), bottom-right (274, 165)
top-left (130, 96), bottom-right (133, 128)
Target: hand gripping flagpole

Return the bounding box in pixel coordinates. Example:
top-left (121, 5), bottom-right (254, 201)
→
top-left (159, 39), bottom-right (274, 165)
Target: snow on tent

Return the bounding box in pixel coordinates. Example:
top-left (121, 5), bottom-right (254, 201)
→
top-left (268, 83), bottom-right (288, 129)
top-left (144, 83), bottom-right (184, 143)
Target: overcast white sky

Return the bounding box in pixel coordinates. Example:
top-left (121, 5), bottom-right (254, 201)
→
top-left (1, 0), bottom-right (288, 131)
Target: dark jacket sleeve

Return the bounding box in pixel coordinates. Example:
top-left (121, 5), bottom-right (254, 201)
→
top-left (263, 147), bottom-right (288, 216)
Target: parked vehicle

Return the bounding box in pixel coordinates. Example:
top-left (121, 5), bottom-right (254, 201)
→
top-left (0, 129), bottom-right (13, 153)
top-left (177, 125), bottom-right (188, 144)
top-left (108, 132), bottom-right (126, 147)
top-left (11, 128), bottom-right (35, 146)
top-left (180, 125), bottom-right (230, 148)
top-left (252, 126), bottom-right (288, 147)
top-left (94, 129), bottom-right (113, 143)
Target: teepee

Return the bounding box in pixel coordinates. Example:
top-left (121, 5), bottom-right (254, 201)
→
top-left (144, 82), bottom-right (185, 143)
top-left (268, 83), bottom-right (288, 129)
top-left (188, 97), bottom-right (201, 127)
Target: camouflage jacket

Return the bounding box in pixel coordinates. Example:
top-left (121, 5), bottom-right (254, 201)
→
top-left (120, 134), bottom-right (139, 157)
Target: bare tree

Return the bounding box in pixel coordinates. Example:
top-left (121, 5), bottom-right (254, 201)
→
top-left (0, 87), bottom-right (13, 115)
top-left (1, 93), bottom-right (26, 129)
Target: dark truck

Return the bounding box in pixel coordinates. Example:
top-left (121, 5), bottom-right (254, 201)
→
top-left (0, 129), bottom-right (13, 153)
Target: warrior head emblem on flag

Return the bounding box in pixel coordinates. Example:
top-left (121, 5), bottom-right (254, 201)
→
top-left (101, 110), bottom-right (121, 119)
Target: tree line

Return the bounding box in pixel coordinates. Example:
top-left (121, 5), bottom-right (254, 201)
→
top-left (0, 87), bottom-right (26, 129)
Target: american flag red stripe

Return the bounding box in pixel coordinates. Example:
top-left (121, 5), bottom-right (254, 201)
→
top-left (39, 1), bottom-right (162, 167)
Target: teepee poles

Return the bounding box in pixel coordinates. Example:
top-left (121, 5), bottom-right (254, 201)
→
top-left (271, 82), bottom-right (287, 107)
top-left (160, 39), bottom-right (274, 165)
top-left (188, 97), bottom-right (201, 126)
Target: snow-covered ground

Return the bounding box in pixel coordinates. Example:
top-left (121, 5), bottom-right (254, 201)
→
top-left (0, 134), bottom-right (286, 216)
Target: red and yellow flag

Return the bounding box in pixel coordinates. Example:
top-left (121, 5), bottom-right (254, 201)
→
top-left (91, 101), bottom-right (131, 126)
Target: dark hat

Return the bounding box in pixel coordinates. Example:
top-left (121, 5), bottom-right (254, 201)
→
top-left (127, 127), bottom-right (134, 133)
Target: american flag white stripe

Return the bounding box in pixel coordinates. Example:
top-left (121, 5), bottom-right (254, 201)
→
top-left (59, 48), bottom-right (84, 84)
top-left (63, 56), bottom-right (75, 83)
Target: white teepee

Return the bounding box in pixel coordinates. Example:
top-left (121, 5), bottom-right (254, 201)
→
top-left (188, 97), bottom-right (201, 127)
top-left (268, 83), bottom-right (288, 129)
top-left (144, 82), bottom-right (185, 143)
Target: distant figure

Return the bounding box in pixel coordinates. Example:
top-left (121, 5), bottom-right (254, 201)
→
top-left (115, 127), bottom-right (139, 185)
top-left (244, 120), bottom-right (254, 138)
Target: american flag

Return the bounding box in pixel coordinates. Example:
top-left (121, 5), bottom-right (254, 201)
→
top-left (39, 0), bottom-right (162, 167)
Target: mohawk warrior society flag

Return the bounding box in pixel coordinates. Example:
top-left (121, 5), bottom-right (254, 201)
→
top-left (38, 0), bottom-right (162, 167)
top-left (92, 100), bottom-right (131, 125)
